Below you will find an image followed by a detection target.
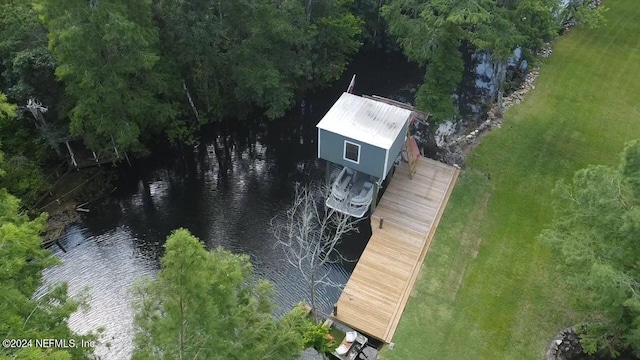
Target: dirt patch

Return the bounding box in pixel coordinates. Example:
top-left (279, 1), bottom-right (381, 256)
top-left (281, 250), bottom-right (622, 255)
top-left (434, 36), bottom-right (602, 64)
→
top-left (41, 200), bottom-right (81, 245)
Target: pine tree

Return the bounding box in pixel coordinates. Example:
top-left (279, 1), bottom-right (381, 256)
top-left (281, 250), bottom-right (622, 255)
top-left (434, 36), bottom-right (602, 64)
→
top-left (132, 228), bottom-right (308, 360)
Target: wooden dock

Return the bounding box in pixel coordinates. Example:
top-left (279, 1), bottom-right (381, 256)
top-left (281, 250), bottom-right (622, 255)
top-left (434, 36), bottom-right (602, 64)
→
top-left (333, 157), bottom-right (459, 342)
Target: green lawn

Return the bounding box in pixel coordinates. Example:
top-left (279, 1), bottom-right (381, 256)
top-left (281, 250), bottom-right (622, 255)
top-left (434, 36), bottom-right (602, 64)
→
top-left (382, 1), bottom-right (640, 359)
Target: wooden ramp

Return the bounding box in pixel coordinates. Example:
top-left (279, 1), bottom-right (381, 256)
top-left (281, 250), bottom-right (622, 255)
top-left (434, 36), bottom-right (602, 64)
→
top-left (333, 157), bottom-right (459, 342)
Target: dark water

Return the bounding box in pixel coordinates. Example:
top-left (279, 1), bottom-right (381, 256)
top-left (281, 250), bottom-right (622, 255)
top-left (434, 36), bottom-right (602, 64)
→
top-left (40, 50), bottom-right (423, 359)
top-left (457, 45), bottom-right (526, 118)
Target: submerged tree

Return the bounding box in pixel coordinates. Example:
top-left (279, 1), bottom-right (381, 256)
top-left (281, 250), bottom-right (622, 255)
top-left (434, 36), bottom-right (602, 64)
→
top-left (271, 183), bottom-right (360, 322)
top-left (540, 141), bottom-right (640, 357)
top-left (132, 228), bottom-right (308, 360)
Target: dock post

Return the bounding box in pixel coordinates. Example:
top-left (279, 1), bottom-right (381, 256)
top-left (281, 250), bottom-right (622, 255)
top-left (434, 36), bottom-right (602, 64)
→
top-left (370, 182), bottom-right (379, 214)
top-left (325, 161), bottom-right (332, 185)
top-left (55, 240), bottom-right (67, 253)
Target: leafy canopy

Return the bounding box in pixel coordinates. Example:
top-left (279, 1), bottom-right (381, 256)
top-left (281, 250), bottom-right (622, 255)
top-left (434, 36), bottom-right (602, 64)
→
top-left (541, 141), bottom-right (640, 357)
top-left (132, 228), bottom-right (308, 360)
top-left (0, 186), bottom-right (96, 360)
top-left (0, 1), bottom-right (58, 109)
top-left (157, 0), bottom-right (362, 138)
top-left (383, 0), bottom-right (560, 121)
top-left (0, 93), bottom-right (47, 204)
top-left (37, 0), bottom-right (176, 153)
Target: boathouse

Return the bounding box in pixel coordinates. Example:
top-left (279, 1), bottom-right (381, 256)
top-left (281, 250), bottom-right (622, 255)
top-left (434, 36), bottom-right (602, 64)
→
top-left (317, 92), bottom-right (412, 181)
top-left (316, 92), bottom-right (415, 217)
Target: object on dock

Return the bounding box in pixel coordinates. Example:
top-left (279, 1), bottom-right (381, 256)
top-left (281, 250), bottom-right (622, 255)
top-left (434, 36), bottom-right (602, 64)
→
top-left (405, 136), bottom-right (420, 179)
top-left (345, 331), bottom-right (357, 343)
top-left (332, 330), bottom-right (368, 360)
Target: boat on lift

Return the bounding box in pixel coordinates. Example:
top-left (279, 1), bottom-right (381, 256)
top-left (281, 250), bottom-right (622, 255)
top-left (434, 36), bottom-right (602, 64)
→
top-left (326, 167), bottom-right (376, 218)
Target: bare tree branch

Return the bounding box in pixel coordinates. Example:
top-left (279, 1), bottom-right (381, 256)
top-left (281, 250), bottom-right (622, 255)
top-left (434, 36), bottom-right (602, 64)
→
top-left (270, 182), bottom-right (362, 322)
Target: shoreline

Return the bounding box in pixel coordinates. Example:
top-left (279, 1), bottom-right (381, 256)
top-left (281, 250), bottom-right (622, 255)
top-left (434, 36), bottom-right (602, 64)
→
top-left (38, 168), bottom-right (117, 247)
top-left (435, 45), bottom-right (553, 167)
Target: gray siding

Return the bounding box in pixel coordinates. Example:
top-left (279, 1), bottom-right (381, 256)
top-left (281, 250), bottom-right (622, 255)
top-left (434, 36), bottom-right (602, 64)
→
top-left (318, 129), bottom-right (386, 178)
top-left (384, 120), bottom-right (409, 178)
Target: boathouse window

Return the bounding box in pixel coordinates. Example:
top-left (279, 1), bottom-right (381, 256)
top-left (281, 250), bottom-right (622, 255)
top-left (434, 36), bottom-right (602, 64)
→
top-left (344, 141), bottom-right (360, 164)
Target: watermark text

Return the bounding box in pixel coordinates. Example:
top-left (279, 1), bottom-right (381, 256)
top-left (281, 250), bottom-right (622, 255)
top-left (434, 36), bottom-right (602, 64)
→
top-left (2, 338), bottom-right (96, 349)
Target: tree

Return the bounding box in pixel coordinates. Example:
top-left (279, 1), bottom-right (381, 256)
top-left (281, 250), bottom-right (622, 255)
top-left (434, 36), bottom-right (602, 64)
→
top-left (352, 0), bottom-right (397, 50)
top-left (0, 91), bottom-right (15, 124)
top-left (132, 228), bottom-right (308, 360)
top-left (560, 0), bottom-right (607, 29)
top-left (383, 0), bottom-right (492, 120)
top-left (156, 0), bottom-right (361, 128)
top-left (301, 0), bottom-right (363, 89)
top-left (0, 177), bottom-right (96, 359)
top-left (473, 3), bottom-right (525, 118)
top-left (152, 0), bottom-right (361, 161)
top-left (157, 0), bottom-right (306, 122)
top-left (37, 0), bottom-right (176, 153)
top-left (540, 141), bottom-right (640, 358)
top-left (0, 1), bottom-right (60, 112)
top-left (0, 92), bottom-right (46, 204)
top-left (155, 0), bottom-right (314, 158)
top-left (271, 183), bottom-right (360, 323)
top-left (382, 0), bottom-right (562, 120)
top-left (0, 4), bottom-right (66, 205)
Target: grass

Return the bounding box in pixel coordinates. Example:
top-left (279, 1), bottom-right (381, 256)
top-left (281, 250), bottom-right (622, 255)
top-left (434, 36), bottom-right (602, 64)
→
top-left (382, 1), bottom-right (640, 359)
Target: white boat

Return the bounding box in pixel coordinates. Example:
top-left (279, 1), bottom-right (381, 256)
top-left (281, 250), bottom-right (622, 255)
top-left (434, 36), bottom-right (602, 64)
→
top-left (326, 167), bottom-right (376, 218)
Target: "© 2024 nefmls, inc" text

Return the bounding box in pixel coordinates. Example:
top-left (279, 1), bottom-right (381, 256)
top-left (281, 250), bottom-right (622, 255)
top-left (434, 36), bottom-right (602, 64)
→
top-left (2, 338), bottom-right (96, 349)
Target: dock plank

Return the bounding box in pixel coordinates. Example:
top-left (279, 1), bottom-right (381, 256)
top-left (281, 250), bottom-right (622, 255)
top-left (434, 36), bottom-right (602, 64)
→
top-left (333, 157), bottom-right (459, 342)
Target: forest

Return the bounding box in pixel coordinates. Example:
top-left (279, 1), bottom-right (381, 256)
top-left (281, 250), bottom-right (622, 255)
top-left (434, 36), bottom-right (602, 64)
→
top-left (0, 0), bottom-right (602, 206)
top-left (0, 1), bottom-right (614, 359)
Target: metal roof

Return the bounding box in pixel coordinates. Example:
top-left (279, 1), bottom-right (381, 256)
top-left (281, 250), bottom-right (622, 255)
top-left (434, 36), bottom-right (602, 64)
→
top-left (316, 92), bottom-right (412, 150)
